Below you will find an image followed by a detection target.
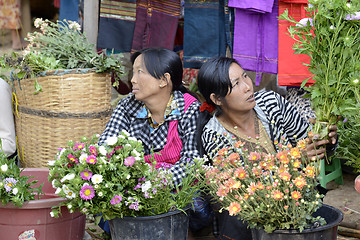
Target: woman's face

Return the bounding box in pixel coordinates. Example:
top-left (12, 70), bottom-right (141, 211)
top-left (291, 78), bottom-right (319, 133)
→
top-left (131, 55), bottom-right (162, 102)
top-left (222, 63), bottom-right (255, 113)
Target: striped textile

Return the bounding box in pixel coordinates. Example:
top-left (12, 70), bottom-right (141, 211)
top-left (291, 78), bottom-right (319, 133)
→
top-left (99, 0), bottom-right (136, 21)
top-left (201, 90), bottom-right (310, 159)
top-left (97, 0), bottom-right (137, 52)
top-left (144, 93), bottom-right (198, 168)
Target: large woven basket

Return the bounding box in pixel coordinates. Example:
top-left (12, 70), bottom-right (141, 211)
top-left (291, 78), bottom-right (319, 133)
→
top-left (12, 69), bottom-right (112, 168)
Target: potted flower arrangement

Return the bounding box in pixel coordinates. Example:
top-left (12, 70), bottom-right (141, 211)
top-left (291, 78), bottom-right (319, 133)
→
top-left (279, 0), bottom-right (360, 139)
top-left (0, 140), bottom-right (86, 240)
top-left (48, 130), bottom-right (205, 240)
top-left (203, 137), bottom-right (343, 239)
top-left (0, 18), bottom-right (126, 168)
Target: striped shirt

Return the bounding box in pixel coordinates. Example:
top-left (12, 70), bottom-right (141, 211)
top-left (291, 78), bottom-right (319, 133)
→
top-left (99, 90), bottom-right (201, 186)
top-left (201, 90), bottom-right (310, 158)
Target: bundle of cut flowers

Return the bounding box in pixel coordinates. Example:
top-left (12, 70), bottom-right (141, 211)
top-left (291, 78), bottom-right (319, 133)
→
top-left (279, 0), bottom-right (360, 139)
top-left (0, 18), bottom-right (125, 94)
top-left (0, 140), bottom-right (43, 207)
top-left (48, 130), bottom-right (205, 224)
top-left (203, 137), bottom-right (325, 233)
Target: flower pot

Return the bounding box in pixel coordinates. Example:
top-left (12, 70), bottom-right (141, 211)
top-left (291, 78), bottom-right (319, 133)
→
top-left (0, 168), bottom-right (86, 240)
top-left (109, 207), bottom-right (190, 240)
top-left (251, 204), bottom-right (343, 240)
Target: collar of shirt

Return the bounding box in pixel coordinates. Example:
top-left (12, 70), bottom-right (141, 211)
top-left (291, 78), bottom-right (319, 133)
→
top-left (124, 91), bottom-right (185, 122)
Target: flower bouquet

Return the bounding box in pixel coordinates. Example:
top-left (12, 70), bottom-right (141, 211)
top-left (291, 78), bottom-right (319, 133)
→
top-left (0, 140), bottom-right (43, 207)
top-left (203, 138), bottom-right (325, 233)
top-left (279, 0), bottom-right (360, 139)
top-left (0, 18), bottom-right (125, 93)
top-left (48, 130), bottom-right (205, 224)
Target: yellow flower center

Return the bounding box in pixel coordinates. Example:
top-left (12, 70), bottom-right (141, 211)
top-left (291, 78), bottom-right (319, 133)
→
top-left (84, 189), bottom-right (91, 196)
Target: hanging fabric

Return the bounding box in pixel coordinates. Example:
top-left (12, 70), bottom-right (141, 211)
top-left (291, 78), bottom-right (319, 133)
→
top-left (183, 0), bottom-right (231, 69)
top-left (97, 0), bottom-right (137, 53)
top-left (229, 0), bottom-right (278, 86)
top-left (131, 0), bottom-right (181, 53)
top-left (278, 0), bottom-right (314, 86)
top-left (59, 0), bottom-right (79, 22)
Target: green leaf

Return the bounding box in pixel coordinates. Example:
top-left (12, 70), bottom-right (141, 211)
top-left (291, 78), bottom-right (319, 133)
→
top-left (33, 79), bottom-right (42, 95)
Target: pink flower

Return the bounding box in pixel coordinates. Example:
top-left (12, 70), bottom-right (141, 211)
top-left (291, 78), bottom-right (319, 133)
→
top-left (86, 155), bottom-right (97, 164)
top-left (74, 142), bottom-right (85, 151)
top-left (89, 145), bottom-right (97, 156)
top-left (67, 154), bottom-right (78, 163)
top-left (79, 185), bottom-right (95, 200)
top-left (110, 195), bottom-right (122, 205)
top-left (80, 170), bottom-right (93, 180)
top-left (124, 156), bottom-right (136, 166)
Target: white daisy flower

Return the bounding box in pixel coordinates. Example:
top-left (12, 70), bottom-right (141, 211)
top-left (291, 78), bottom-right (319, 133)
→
top-left (91, 174), bottom-right (103, 184)
top-left (106, 136), bottom-right (118, 146)
top-left (1, 164), bottom-right (8, 172)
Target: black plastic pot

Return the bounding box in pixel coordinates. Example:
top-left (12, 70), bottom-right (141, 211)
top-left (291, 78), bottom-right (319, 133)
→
top-left (109, 207), bottom-right (190, 240)
top-left (251, 204), bottom-right (343, 240)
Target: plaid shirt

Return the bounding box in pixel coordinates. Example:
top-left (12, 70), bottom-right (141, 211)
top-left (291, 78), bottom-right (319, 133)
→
top-left (99, 90), bottom-right (201, 186)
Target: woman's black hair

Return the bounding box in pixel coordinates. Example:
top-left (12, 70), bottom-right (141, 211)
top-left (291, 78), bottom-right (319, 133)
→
top-left (197, 56), bottom-right (239, 110)
top-left (131, 47), bottom-right (189, 94)
top-left (196, 56), bottom-right (240, 157)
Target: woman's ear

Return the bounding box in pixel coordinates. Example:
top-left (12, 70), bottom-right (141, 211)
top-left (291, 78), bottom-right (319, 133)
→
top-left (210, 93), bottom-right (222, 106)
top-left (159, 73), bottom-right (171, 88)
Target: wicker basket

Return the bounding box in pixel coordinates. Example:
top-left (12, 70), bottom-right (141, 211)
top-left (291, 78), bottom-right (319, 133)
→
top-left (12, 69), bottom-right (112, 168)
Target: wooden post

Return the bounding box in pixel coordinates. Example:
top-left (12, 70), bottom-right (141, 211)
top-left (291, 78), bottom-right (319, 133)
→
top-left (83, 0), bottom-right (99, 48)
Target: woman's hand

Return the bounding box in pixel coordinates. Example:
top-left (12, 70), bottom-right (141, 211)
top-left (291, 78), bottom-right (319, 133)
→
top-left (306, 124), bottom-right (338, 161)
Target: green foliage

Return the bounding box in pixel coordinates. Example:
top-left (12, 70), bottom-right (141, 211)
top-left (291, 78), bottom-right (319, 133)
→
top-left (332, 116), bottom-right (360, 173)
top-left (279, 0), bottom-right (360, 125)
top-left (0, 19), bottom-right (125, 93)
top-left (0, 140), bottom-right (43, 207)
top-left (48, 130), bottom-right (205, 221)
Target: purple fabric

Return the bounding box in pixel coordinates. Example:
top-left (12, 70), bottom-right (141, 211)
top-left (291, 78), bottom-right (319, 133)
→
top-left (229, 0), bottom-right (275, 13)
top-left (231, 0), bottom-right (278, 86)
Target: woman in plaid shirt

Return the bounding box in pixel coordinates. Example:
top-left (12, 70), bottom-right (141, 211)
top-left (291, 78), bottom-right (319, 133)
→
top-left (99, 48), bottom-right (201, 187)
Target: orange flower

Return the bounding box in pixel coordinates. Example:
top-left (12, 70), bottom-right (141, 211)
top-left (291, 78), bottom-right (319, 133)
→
top-left (216, 185), bottom-right (229, 197)
top-left (247, 182), bottom-right (257, 195)
top-left (228, 202), bottom-right (241, 216)
top-left (293, 160), bottom-right (301, 168)
top-left (249, 152), bottom-right (261, 161)
top-left (218, 148), bottom-right (228, 156)
top-left (257, 182), bottom-right (265, 190)
top-left (227, 152), bottom-right (240, 164)
top-left (234, 167), bottom-right (248, 179)
top-left (291, 191), bottom-right (302, 200)
top-left (225, 178), bottom-right (241, 190)
top-left (297, 139), bottom-right (307, 150)
top-left (252, 167), bottom-right (260, 176)
top-left (243, 194), bottom-right (249, 200)
top-left (234, 141), bottom-right (245, 148)
top-left (272, 190), bottom-right (284, 200)
top-left (292, 176), bottom-right (307, 189)
top-left (276, 151), bottom-right (289, 164)
top-left (213, 156), bottom-right (223, 166)
top-left (279, 171), bottom-right (292, 182)
top-left (290, 147), bottom-right (301, 159)
top-left (304, 166), bottom-right (316, 178)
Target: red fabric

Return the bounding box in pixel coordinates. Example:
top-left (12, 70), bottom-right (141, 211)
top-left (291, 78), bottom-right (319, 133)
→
top-left (278, 1), bottom-right (314, 87)
top-left (54, 0), bottom-right (60, 8)
top-left (144, 93), bottom-right (198, 168)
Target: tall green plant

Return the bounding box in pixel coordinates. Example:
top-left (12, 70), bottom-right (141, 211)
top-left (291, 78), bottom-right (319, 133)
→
top-left (280, 0), bottom-right (360, 138)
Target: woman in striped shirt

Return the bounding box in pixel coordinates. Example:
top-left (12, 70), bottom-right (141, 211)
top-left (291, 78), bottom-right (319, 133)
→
top-left (196, 56), bottom-right (338, 240)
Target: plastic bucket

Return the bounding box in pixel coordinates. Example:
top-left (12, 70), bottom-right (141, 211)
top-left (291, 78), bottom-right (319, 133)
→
top-left (0, 168), bottom-right (86, 240)
top-left (109, 207), bottom-right (190, 240)
top-left (251, 204), bottom-right (343, 240)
